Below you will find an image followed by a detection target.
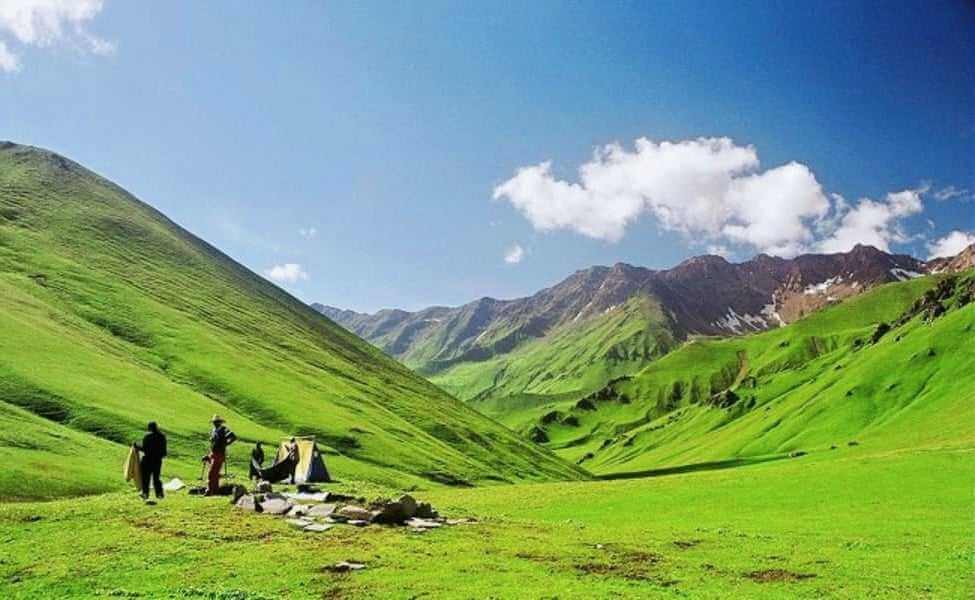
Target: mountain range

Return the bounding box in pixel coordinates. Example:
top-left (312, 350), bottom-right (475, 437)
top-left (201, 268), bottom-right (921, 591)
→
top-left (315, 244), bottom-right (972, 402)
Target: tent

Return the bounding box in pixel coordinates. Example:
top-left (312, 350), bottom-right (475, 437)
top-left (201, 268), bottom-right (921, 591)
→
top-left (271, 437), bottom-right (330, 483)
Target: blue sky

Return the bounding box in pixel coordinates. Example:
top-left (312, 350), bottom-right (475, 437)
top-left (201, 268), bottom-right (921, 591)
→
top-left (1, 1), bottom-right (972, 312)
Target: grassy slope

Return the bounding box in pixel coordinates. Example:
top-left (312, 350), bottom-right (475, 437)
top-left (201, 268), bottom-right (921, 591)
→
top-left (509, 275), bottom-right (975, 473)
top-left (0, 143), bottom-right (583, 500)
top-left (0, 444), bottom-right (968, 598)
top-left (432, 294), bottom-right (676, 402)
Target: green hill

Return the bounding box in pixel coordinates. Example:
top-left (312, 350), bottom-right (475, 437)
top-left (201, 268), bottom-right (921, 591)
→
top-left (505, 272), bottom-right (975, 474)
top-left (0, 142), bottom-right (584, 500)
top-left (434, 294), bottom-right (677, 402)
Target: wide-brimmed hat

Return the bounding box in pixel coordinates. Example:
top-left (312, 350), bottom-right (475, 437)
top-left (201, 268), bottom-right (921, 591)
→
top-left (211, 414), bottom-right (225, 424)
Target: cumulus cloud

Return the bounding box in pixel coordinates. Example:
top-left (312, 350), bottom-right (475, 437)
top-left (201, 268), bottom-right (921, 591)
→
top-left (816, 187), bottom-right (925, 253)
top-left (264, 263), bottom-right (309, 284)
top-left (927, 230), bottom-right (975, 260)
top-left (299, 227), bottom-right (317, 239)
top-left (504, 243), bottom-right (525, 264)
top-left (495, 136), bottom-right (939, 257)
top-left (0, 0), bottom-right (114, 73)
top-left (493, 137), bottom-right (829, 256)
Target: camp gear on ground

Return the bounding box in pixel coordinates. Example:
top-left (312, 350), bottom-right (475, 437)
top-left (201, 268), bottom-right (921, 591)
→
top-left (207, 451), bottom-right (225, 495)
top-left (275, 437), bottom-right (330, 483)
top-left (163, 478), bottom-right (185, 491)
top-left (124, 445), bottom-right (142, 491)
top-left (255, 455), bottom-right (296, 483)
top-left (141, 456), bottom-right (164, 499)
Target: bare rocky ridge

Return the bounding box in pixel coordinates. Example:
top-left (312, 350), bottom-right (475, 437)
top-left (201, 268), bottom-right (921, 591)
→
top-left (314, 243), bottom-right (972, 382)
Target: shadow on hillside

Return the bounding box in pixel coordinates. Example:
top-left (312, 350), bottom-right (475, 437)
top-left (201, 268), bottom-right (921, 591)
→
top-left (596, 454), bottom-right (790, 481)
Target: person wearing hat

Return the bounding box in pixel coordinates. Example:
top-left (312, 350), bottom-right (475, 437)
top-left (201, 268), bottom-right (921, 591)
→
top-left (205, 415), bottom-right (237, 495)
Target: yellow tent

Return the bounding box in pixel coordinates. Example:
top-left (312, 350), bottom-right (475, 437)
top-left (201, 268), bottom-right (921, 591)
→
top-left (275, 437), bottom-right (330, 483)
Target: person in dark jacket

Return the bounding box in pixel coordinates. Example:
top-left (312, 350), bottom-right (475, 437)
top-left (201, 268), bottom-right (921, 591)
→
top-left (286, 437), bottom-right (299, 484)
top-left (249, 442), bottom-right (265, 481)
top-left (134, 421), bottom-right (167, 500)
top-left (205, 415), bottom-right (236, 495)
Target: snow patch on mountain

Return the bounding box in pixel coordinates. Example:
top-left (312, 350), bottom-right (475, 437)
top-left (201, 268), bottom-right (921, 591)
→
top-left (890, 268), bottom-right (923, 281)
top-left (803, 276), bottom-right (843, 295)
top-left (713, 307), bottom-right (768, 333)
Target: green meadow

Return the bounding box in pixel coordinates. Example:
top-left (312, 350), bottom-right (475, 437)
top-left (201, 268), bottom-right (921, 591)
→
top-left (0, 143), bottom-right (972, 598)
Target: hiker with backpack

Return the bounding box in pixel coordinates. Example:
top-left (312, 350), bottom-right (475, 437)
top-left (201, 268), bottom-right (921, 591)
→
top-left (133, 421), bottom-right (167, 501)
top-left (205, 415), bottom-right (237, 495)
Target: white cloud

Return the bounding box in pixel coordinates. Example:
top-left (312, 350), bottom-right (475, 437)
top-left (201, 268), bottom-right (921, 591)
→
top-left (0, 0), bottom-right (114, 73)
top-left (503, 243), bottom-right (525, 264)
top-left (264, 263), bottom-right (309, 284)
top-left (706, 244), bottom-right (731, 258)
top-left (0, 40), bottom-right (20, 72)
top-left (299, 227), bottom-right (317, 239)
top-left (495, 136), bottom-right (941, 258)
top-left (494, 137), bottom-right (829, 256)
top-left (817, 187), bottom-right (925, 254)
top-left (927, 230), bottom-right (975, 260)
top-left (934, 186), bottom-right (970, 202)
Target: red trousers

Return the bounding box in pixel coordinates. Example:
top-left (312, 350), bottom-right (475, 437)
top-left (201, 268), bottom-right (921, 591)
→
top-left (207, 451), bottom-right (225, 494)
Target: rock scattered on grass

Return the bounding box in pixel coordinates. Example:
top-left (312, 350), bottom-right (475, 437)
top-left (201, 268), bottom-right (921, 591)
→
top-left (324, 561), bottom-right (366, 573)
top-left (235, 487), bottom-right (462, 535)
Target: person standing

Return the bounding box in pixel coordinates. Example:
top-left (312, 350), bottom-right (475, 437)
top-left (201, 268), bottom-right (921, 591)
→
top-left (286, 437), bottom-right (299, 484)
top-left (206, 415), bottom-right (236, 495)
top-left (134, 421), bottom-right (167, 501)
top-left (249, 441), bottom-right (265, 481)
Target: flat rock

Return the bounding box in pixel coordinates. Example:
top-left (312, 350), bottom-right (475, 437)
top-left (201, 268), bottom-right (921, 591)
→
top-left (406, 518), bottom-right (442, 529)
top-left (446, 518), bottom-right (474, 525)
top-left (303, 523), bottom-right (334, 533)
top-left (261, 497), bottom-right (293, 515)
top-left (289, 505), bottom-right (310, 517)
top-left (286, 518), bottom-right (314, 529)
top-left (284, 492), bottom-right (329, 503)
top-left (235, 495), bottom-right (260, 512)
top-left (347, 519), bottom-right (370, 527)
top-left (324, 561), bottom-right (366, 573)
top-left (308, 503), bottom-right (337, 518)
top-left (336, 505), bottom-right (373, 521)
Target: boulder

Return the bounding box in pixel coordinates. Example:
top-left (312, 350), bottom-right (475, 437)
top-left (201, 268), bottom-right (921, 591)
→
top-left (371, 495), bottom-right (419, 524)
top-left (229, 484), bottom-right (248, 505)
top-left (235, 494), bottom-right (260, 512)
top-left (260, 494), bottom-right (293, 515)
top-left (289, 505), bottom-right (310, 517)
top-left (308, 503), bottom-right (337, 518)
top-left (336, 505), bottom-right (373, 521)
top-left (415, 502), bottom-right (438, 519)
top-left (303, 523), bottom-right (333, 533)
